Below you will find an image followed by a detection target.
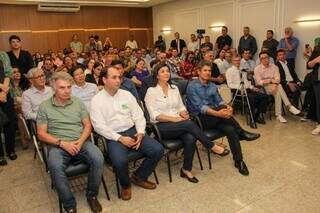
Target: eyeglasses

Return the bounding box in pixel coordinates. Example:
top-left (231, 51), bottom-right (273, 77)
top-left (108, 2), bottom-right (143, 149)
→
top-left (33, 74), bottom-right (45, 79)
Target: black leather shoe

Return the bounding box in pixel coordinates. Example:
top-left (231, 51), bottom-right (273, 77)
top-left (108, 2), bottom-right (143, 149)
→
top-left (255, 116), bottom-right (266, 124)
top-left (180, 169), bottom-right (199, 183)
top-left (239, 131), bottom-right (260, 141)
top-left (249, 121), bottom-right (257, 129)
top-left (235, 160), bottom-right (249, 176)
top-left (87, 197), bottom-right (102, 213)
top-left (8, 153), bottom-right (17, 160)
top-left (0, 157), bottom-right (7, 166)
top-left (212, 148), bottom-right (230, 157)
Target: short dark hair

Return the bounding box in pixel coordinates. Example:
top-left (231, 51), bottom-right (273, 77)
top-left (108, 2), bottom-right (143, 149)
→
top-left (243, 48), bottom-right (251, 54)
top-left (93, 62), bottom-right (102, 69)
top-left (267, 30), bottom-right (274, 35)
top-left (9, 35), bottom-right (21, 43)
top-left (198, 60), bottom-right (212, 70)
top-left (111, 60), bottom-right (124, 67)
top-left (100, 65), bottom-right (117, 79)
top-left (259, 51), bottom-right (269, 58)
top-left (222, 26), bottom-right (228, 31)
top-left (70, 65), bottom-right (84, 77)
top-left (276, 48), bottom-right (286, 55)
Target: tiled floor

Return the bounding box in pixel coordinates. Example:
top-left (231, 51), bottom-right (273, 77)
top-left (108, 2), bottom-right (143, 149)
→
top-left (1, 115), bottom-right (320, 213)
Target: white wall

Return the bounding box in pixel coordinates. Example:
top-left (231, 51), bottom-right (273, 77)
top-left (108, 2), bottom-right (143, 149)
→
top-left (153, 0), bottom-right (320, 79)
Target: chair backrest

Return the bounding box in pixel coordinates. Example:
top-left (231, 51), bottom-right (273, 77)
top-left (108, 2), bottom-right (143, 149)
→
top-left (218, 85), bottom-right (232, 104)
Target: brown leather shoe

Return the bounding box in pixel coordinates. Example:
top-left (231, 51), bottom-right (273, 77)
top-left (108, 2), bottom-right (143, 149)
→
top-left (121, 187), bottom-right (132, 201)
top-left (131, 173), bottom-right (156, 190)
top-left (87, 197), bottom-right (102, 213)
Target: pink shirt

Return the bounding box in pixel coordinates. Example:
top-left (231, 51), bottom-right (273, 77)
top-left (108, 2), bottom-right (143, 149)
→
top-left (254, 63), bottom-right (280, 86)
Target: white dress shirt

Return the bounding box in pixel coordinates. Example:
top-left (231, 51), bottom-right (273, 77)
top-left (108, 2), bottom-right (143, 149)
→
top-left (279, 60), bottom-right (293, 82)
top-left (90, 89), bottom-right (146, 141)
top-left (125, 40), bottom-right (138, 49)
top-left (226, 66), bottom-right (253, 90)
top-left (187, 41), bottom-right (199, 52)
top-left (214, 58), bottom-right (226, 74)
top-left (22, 86), bottom-right (53, 120)
top-left (144, 84), bottom-right (186, 123)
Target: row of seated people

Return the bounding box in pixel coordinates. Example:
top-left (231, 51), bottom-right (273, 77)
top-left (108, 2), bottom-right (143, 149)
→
top-left (20, 61), bottom-right (260, 212)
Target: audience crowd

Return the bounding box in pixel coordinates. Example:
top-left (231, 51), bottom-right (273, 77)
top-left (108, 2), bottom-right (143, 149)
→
top-left (0, 27), bottom-right (319, 213)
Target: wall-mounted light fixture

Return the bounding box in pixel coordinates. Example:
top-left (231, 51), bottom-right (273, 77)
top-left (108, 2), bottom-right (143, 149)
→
top-left (293, 18), bottom-right (320, 23)
top-left (209, 24), bottom-right (224, 31)
top-left (160, 28), bottom-right (172, 34)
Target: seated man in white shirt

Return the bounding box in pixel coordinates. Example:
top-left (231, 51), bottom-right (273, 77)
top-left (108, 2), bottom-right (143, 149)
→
top-left (90, 66), bottom-right (164, 201)
top-left (70, 66), bottom-right (98, 112)
top-left (254, 52), bottom-right (301, 123)
top-left (22, 68), bottom-right (53, 121)
top-left (226, 56), bottom-right (269, 126)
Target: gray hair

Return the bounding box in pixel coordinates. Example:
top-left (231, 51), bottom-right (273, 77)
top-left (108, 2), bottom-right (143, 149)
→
top-left (50, 71), bottom-right (73, 91)
top-left (26, 67), bottom-right (43, 79)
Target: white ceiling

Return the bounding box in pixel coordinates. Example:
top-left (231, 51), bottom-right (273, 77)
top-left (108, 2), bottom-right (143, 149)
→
top-left (0, 0), bottom-right (175, 7)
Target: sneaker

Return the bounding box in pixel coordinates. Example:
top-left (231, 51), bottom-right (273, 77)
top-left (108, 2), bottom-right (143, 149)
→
top-left (289, 106), bottom-right (301, 115)
top-left (277, 115), bottom-right (287, 123)
top-left (311, 124), bottom-right (320, 135)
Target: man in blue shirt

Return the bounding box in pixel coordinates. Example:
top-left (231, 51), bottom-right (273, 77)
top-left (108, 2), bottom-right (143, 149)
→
top-left (186, 61), bottom-right (260, 176)
top-left (111, 60), bottom-right (140, 101)
top-left (278, 27), bottom-right (299, 69)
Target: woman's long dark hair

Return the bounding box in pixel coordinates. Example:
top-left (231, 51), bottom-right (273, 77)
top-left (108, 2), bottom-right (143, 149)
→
top-left (151, 62), bottom-right (174, 89)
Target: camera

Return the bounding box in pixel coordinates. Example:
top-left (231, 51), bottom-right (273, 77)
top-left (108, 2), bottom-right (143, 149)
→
top-left (196, 29), bottom-right (205, 39)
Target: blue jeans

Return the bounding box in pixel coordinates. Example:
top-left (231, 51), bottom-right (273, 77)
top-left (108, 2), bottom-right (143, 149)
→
top-left (47, 141), bottom-right (104, 211)
top-left (106, 127), bottom-right (164, 188)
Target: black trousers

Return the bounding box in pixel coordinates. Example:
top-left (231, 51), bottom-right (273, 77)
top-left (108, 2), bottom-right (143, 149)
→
top-left (0, 95), bottom-right (16, 157)
top-left (283, 84), bottom-right (301, 108)
top-left (232, 89), bottom-right (269, 119)
top-left (157, 120), bottom-right (203, 171)
top-left (199, 115), bottom-right (243, 162)
top-left (313, 82), bottom-right (320, 124)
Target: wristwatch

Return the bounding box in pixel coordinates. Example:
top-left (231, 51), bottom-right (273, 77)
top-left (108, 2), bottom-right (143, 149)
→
top-left (55, 139), bottom-right (62, 148)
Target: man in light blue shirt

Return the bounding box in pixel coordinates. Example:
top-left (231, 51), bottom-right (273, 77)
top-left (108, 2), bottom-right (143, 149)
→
top-left (278, 27), bottom-right (299, 68)
top-left (71, 66), bottom-right (98, 112)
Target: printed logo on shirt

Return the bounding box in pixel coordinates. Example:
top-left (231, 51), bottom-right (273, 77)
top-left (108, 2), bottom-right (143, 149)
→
top-left (121, 103), bottom-right (129, 113)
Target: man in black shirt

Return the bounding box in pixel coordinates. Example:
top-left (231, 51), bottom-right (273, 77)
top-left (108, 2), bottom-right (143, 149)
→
top-left (262, 30), bottom-right (279, 60)
top-left (200, 36), bottom-right (214, 51)
top-left (203, 50), bottom-right (225, 85)
top-left (216, 26), bottom-right (232, 51)
top-left (7, 35), bottom-right (34, 75)
top-left (238, 27), bottom-right (257, 57)
top-left (154, 35), bottom-right (166, 52)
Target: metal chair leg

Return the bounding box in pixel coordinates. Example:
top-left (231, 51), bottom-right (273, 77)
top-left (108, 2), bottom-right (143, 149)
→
top-left (207, 149), bottom-right (212, 170)
top-left (101, 176), bottom-right (110, 200)
top-left (153, 170), bottom-right (159, 184)
top-left (195, 146), bottom-right (203, 170)
top-left (58, 198), bottom-right (63, 213)
top-left (166, 153), bottom-right (172, 182)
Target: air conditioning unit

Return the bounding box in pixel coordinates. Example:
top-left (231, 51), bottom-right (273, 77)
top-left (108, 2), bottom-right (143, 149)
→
top-left (37, 3), bottom-right (80, 13)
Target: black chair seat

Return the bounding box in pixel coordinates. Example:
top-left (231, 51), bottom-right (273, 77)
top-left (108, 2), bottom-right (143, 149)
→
top-left (65, 162), bottom-right (89, 177)
top-left (203, 129), bottom-right (225, 141)
top-left (160, 139), bottom-right (184, 150)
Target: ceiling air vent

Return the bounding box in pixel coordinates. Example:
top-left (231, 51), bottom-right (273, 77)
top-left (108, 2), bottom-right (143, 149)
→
top-left (37, 3), bottom-right (80, 13)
